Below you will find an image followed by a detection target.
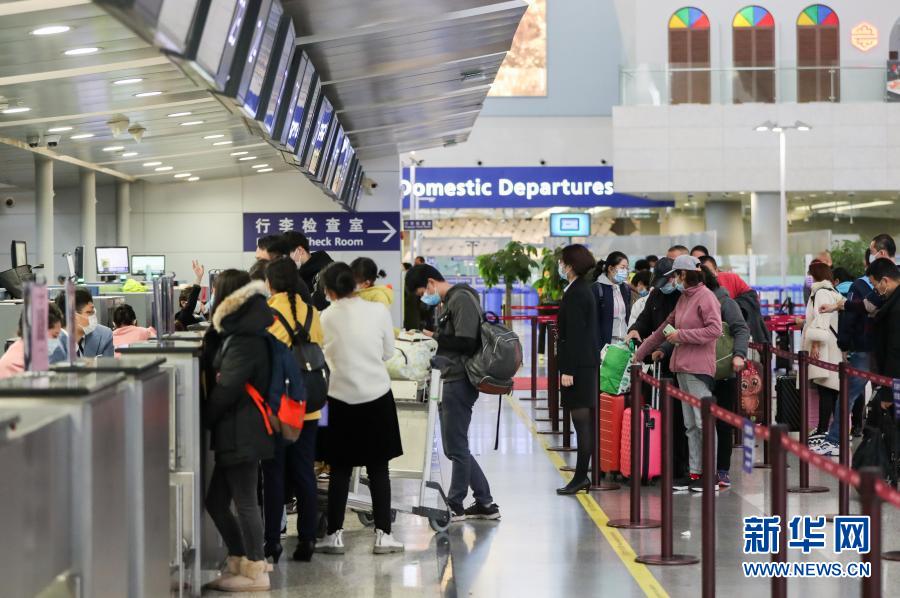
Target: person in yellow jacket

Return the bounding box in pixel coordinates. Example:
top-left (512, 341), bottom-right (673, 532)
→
top-left (261, 257), bottom-right (323, 563)
top-left (351, 257), bottom-right (394, 306)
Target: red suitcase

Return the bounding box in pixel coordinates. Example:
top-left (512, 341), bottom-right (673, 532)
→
top-left (620, 406), bottom-right (662, 482)
top-left (599, 393), bottom-right (625, 473)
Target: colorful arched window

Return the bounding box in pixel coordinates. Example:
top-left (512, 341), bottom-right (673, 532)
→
top-left (733, 6), bottom-right (776, 103)
top-left (797, 4), bottom-right (840, 102)
top-left (669, 8), bottom-right (711, 104)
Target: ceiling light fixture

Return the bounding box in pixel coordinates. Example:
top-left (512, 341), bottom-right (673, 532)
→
top-left (70, 133), bottom-right (94, 140)
top-left (143, 161), bottom-right (162, 167)
top-left (167, 112), bottom-right (191, 118)
top-left (213, 140), bottom-right (233, 146)
top-left (113, 78), bottom-right (143, 86)
top-left (238, 156), bottom-right (256, 161)
top-left (230, 151), bottom-right (248, 156)
top-left (251, 164), bottom-right (269, 169)
top-left (2, 107), bottom-right (30, 114)
top-left (101, 145), bottom-right (124, 152)
top-left (187, 177), bottom-right (199, 182)
top-left (47, 126), bottom-right (73, 133)
top-left (121, 152), bottom-right (138, 157)
top-left (64, 47), bottom-right (99, 56)
top-left (31, 25), bottom-right (71, 36)
top-left (174, 173), bottom-right (192, 179)
top-left (257, 168), bottom-right (274, 173)
top-left (180, 120), bottom-right (204, 126)
top-left (155, 166), bottom-right (173, 172)
top-left (831, 200), bottom-right (893, 213)
top-left (204, 134), bottom-right (225, 139)
top-left (134, 91), bottom-right (162, 97)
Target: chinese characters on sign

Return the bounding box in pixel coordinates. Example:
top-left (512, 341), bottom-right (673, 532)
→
top-left (850, 22), bottom-right (878, 53)
top-left (245, 212), bottom-right (400, 252)
top-left (403, 219), bottom-right (433, 231)
top-left (743, 516), bottom-right (870, 555)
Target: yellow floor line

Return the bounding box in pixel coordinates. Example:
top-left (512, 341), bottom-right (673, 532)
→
top-left (505, 395), bottom-right (670, 598)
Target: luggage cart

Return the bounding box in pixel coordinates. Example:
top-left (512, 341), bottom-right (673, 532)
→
top-left (344, 377), bottom-right (452, 533)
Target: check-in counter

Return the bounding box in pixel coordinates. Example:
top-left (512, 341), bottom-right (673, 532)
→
top-left (119, 339), bottom-right (220, 596)
top-left (0, 372), bottom-right (129, 598)
top-left (53, 356), bottom-right (171, 598)
top-left (0, 406), bottom-right (73, 598)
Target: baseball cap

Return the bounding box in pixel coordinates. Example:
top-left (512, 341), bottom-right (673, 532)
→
top-left (664, 255), bottom-right (701, 276)
top-left (651, 257), bottom-right (675, 288)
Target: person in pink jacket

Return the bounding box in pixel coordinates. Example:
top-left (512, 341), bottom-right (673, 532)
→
top-left (111, 304), bottom-right (156, 348)
top-left (0, 303), bottom-right (65, 379)
top-left (634, 255), bottom-right (722, 492)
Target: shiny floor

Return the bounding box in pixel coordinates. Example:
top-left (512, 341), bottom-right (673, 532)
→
top-left (203, 329), bottom-right (900, 597)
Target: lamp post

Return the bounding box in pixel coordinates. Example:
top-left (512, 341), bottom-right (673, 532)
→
top-left (407, 153), bottom-right (425, 262)
top-left (754, 120), bottom-right (811, 288)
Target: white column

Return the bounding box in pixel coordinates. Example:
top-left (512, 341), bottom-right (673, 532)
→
top-left (751, 191), bottom-right (782, 277)
top-left (80, 169), bottom-right (97, 281)
top-left (116, 180), bottom-right (131, 247)
top-left (34, 155), bottom-right (54, 281)
top-left (705, 200), bottom-right (746, 255)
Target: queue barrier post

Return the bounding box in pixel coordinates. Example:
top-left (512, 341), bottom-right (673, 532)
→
top-left (521, 316), bottom-right (541, 402)
top-left (770, 423), bottom-right (789, 598)
top-left (789, 350), bottom-right (828, 494)
top-left (859, 468), bottom-right (882, 598)
top-left (635, 379), bottom-right (698, 565)
top-left (548, 404), bottom-right (577, 452)
top-left (608, 367), bottom-right (660, 529)
top-left (838, 361), bottom-right (851, 516)
top-left (754, 342), bottom-right (774, 469)
top-left (535, 325), bottom-right (562, 432)
top-left (701, 395), bottom-right (716, 598)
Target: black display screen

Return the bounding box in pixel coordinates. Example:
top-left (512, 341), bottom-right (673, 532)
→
top-left (323, 125), bottom-right (345, 189)
top-left (277, 52), bottom-right (311, 149)
top-left (307, 104), bottom-right (335, 177)
top-left (296, 80), bottom-right (324, 166)
top-left (238, 0), bottom-right (279, 118)
top-left (262, 19), bottom-right (295, 135)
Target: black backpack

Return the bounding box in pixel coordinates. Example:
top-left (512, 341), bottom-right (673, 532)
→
top-left (852, 392), bottom-right (899, 486)
top-left (272, 307), bottom-right (329, 413)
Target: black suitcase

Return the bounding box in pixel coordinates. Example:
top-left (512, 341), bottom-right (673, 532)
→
top-left (775, 375), bottom-right (800, 432)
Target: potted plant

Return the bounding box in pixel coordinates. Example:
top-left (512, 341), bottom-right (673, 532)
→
top-left (532, 246), bottom-right (565, 305)
top-left (830, 239), bottom-right (868, 279)
top-left (476, 241), bottom-right (538, 316)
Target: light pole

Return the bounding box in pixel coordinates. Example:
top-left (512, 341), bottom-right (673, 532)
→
top-left (754, 120), bottom-right (811, 289)
top-left (407, 153), bottom-right (424, 262)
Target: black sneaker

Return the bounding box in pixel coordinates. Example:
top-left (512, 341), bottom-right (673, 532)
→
top-left (449, 503), bottom-right (467, 522)
top-left (672, 476), bottom-right (693, 491)
top-left (689, 476), bottom-right (720, 493)
top-left (464, 502), bottom-right (501, 521)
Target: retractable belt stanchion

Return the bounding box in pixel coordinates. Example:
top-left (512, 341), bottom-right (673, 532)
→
top-left (859, 468), bottom-right (883, 598)
top-left (770, 424), bottom-right (789, 598)
top-left (521, 316), bottom-right (541, 402)
top-left (609, 367), bottom-right (660, 529)
top-left (789, 350), bottom-right (828, 494)
top-left (822, 360), bottom-right (851, 519)
top-left (754, 343), bottom-right (774, 469)
top-left (537, 324), bottom-right (564, 435)
top-left (701, 395), bottom-right (716, 598)
top-left (636, 380), bottom-right (697, 565)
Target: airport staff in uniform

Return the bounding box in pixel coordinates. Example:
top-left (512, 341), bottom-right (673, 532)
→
top-left (53, 288), bottom-right (115, 359)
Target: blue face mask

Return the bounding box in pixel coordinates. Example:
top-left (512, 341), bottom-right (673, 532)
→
top-left (660, 282), bottom-right (676, 295)
top-left (614, 269), bottom-right (628, 284)
top-left (673, 281), bottom-right (685, 292)
top-left (558, 263), bottom-right (568, 279)
top-left (47, 337), bottom-right (62, 355)
top-left (421, 288), bottom-right (441, 306)
top-left (836, 281), bottom-right (852, 296)
top-left (639, 288), bottom-right (649, 297)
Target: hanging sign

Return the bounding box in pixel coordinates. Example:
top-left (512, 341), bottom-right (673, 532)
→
top-left (244, 212), bottom-right (400, 252)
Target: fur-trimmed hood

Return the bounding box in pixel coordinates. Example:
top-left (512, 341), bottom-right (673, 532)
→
top-left (212, 280), bottom-right (272, 335)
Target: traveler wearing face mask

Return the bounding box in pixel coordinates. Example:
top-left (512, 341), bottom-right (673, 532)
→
top-left (591, 251), bottom-right (632, 351)
top-left (0, 303), bottom-right (66, 378)
top-left (627, 270), bottom-right (653, 329)
top-left (351, 257), bottom-right (393, 307)
top-left (282, 231), bottom-right (333, 312)
top-left (52, 288), bottom-right (114, 359)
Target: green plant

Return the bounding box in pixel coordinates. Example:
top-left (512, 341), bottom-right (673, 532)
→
top-left (476, 241), bottom-right (538, 316)
top-left (531, 246), bottom-right (565, 304)
top-left (830, 239), bottom-right (868, 279)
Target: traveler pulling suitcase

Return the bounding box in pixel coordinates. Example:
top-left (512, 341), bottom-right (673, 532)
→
top-left (599, 393), bottom-right (625, 474)
top-left (620, 364), bottom-right (662, 483)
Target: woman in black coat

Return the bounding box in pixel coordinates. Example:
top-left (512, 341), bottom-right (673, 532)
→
top-left (555, 244), bottom-right (601, 495)
top-left (203, 270), bottom-right (275, 591)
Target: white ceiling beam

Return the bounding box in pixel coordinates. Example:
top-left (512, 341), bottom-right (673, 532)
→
top-left (0, 0), bottom-right (91, 17)
top-left (0, 135), bottom-right (136, 182)
top-left (0, 95), bottom-right (216, 129)
top-left (0, 56), bottom-right (170, 87)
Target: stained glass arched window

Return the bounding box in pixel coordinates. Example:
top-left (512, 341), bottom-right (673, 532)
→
top-left (733, 6), bottom-right (776, 103)
top-left (669, 8), bottom-right (711, 104)
top-left (797, 5), bottom-right (840, 102)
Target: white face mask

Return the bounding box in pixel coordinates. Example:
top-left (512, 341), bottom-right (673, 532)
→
top-left (82, 314), bottom-right (98, 336)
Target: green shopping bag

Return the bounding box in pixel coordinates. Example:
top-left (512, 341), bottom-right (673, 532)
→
top-left (599, 341), bottom-right (635, 395)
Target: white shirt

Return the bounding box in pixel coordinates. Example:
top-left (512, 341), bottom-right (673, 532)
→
top-left (320, 295), bottom-right (395, 404)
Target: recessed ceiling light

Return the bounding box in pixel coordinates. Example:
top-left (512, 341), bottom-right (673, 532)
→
top-left (31, 25), bottom-right (71, 36)
top-left (167, 112), bottom-right (191, 118)
top-left (47, 126), bottom-right (73, 133)
top-left (174, 173), bottom-right (192, 178)
top-left (121, 152), bottom-right (138, 157)
top-left (251, 164), bottom-right (269, 169)
top-left (180, 120), bottom-right (204, 126)
top-left (113, 78), bottom-right (143, 86)
top-left (257, 168), bottom-right (274, 173)
top-left (64, 47), bottom-right (99, 56)
top-left (2, 107), bottom-right (30, 114)
top-left (238, 156), bottom-right (256, 161)
top-left (187, 177), bottom-right (199, 182)
top-left (230, 151), bottom-right (248, 156)
top-left (143, 161), bottom-right (162, 167)
top-left (213, 140), bottom-right (233, 146)
top-left (155, 166), bottom-right (173, 172)
top-left (70, 133), bottom-right (94, 140)
top-left (101, 145), bottom-right (124, 152)
top-left (204, 134), bottom-right (225, 139)
top-left (134, 91), bottom-right (163, 97)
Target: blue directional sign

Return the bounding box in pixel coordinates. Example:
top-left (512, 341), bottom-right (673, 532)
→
top-left (243, 212), bottom-right (400, 252)
top-left (403, 219), bottom-right (433, 231)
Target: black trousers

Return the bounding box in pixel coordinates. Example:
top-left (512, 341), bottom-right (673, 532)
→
top-left (262, 422), bottom-right (320, 545)
top-left (816, 384), bottom-right (838, 432)
top-left (328, 460), bottom-right (392, 534)
top-left (206, 461), bottom-right (265, 561)
top-left (715, 377), bottom-right (738, 472)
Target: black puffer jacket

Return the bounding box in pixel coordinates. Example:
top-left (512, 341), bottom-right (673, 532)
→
top-left (205, 280), bottom-right (275, 466)
top-left (298, 251), bottom-right (334, 312)
top-left (873, 288), bottom-right (900, 379)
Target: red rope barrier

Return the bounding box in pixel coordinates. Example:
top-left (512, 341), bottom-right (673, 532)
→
top-left (805, 355), bottom-right (840, 373)
top-left (770, 346), bottom-right (796, 361)
top-left (779, 433), bottom-right (861, 487)
top-left (498, 315), bottom-right (537, 322)
top-left (637, 370), bottom-right (661, 389)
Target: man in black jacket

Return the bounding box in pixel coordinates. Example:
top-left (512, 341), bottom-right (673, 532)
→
top-left (405, 264), bottom-right (500, 522)
top-left (870, 259), bottom-right (900, 386)
top-left (836, 263), bottom-right (876, 435)
top-left (282, 231), bottom-right (333, 311)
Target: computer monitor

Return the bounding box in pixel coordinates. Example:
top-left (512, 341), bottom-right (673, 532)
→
top-left (549, 213), bottom-right (591, 237)
top-left (96, 246), bottom-right (130, 275)
top-left (65, 253), bottom-right (76, 279)
top-left (132, 254), bottom-right (166, 277)
top-left (10, 241), bottom-right (27, 268)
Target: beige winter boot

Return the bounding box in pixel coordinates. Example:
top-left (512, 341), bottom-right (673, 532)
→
top-left (217, 556), bottom-right (271, 592)
top-left (203, 555), bottom-right (242, 590)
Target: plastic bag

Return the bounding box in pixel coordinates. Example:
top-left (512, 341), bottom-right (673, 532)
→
top-left (599, 341), bottom-right (635, 395)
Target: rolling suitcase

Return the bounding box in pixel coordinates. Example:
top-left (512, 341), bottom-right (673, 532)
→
top-left (599, 393), bottom-right (625, 474)
top-left (775, 375), bottom-right (800, 431)
top-left (620, 364), bottom-right (662, 482)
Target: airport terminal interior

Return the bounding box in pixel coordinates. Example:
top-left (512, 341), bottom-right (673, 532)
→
top-left (3, 0), bottom-right (900, 597)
